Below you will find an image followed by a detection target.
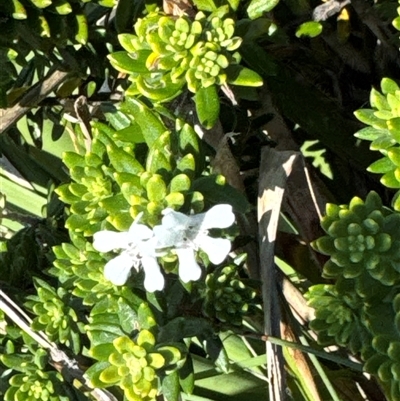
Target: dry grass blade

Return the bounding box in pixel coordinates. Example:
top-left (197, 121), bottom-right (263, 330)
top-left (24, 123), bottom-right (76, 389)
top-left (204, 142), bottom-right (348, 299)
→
top-left (258, 147), bottom-right (299, 401)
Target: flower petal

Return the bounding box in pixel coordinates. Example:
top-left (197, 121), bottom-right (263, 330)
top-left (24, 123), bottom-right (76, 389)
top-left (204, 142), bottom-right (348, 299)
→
top-left (104, 253), bottom-right (134, 285)
top-left (142, 257), bottom-right (165, 292)
top-left (93, 231), bottom-right (130, 253)
top-left (153, 218), bottom-right (185, 248)
top-left (198, 236), bottom-right (231, 264)
top-left (200, 204), bottom-right (235, 230)
top-left (176, 248), bottom-right (202, 283)
top-left (128, 223), bottom-right (153, 242)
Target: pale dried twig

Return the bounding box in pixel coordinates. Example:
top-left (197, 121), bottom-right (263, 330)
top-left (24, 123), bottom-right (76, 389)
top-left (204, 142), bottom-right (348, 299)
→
top-left (0, 289), bottom-right (117, 401)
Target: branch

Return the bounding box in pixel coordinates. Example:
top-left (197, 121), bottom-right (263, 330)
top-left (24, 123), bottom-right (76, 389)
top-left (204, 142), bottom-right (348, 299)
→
top-left (0, 68), bottom-right (71, 134)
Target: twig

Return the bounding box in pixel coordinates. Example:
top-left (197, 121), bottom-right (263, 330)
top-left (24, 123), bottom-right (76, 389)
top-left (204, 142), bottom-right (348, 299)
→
top-left (0, 68), bottom-right (71, 134)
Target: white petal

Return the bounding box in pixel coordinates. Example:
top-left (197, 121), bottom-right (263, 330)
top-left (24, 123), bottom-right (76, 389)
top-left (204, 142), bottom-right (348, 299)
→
top-left (200, 204), bottom-right (235, 230)
top-left (153, 223), bottom-right (183, 248)
top-left (198, 236), bottom-right (231, 265)
top-left (93, 231), bottom-right (130, 253)
top-left (103, 253), bottom-right (134, 285)
top-left (161, 209), bottom-right (189, 228)
top-left (138, 236), bottom-right (159, 258)
top-left (142, 256), bottom-right (165, 292)
top-left (176, 248), bottom-right (202, 283)
top-left (128, 223), bottom-right (153, 242)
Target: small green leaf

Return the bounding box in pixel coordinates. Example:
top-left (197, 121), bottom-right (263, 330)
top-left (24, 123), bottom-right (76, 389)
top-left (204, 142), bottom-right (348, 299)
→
top-left (169, 174), bottom-right (191, 192)
top-left (136, 75), bottom-right (183, 102)
top-left (393, 16), bottom-right (400, 31)
top-left (247, 0), bottom-right (280, 20)
top-left (162, 371), bottom-right (180, 401)
top-left (381, 78), bottom-right (400, 95)
top-left (367, 157), bottom-right (394, 174)
top-left (99, 365), bottom-right (120, 384)
top-left (179, 356), bottom-right (195, 394)
top-left (192, 175), bottom-right (250, 213)
top-left (227, 66), bottom-right (263, 87)
top-left (107, 142), bottom-right (144, 174)
top-left (159, 317), bottom-right (214, 342)
top-left (146, 175), bottom-right (167, 202)
top-left (354, 109), bottom-right (387, 129)
top-left (381, 170), bottom-right (400, 188)
top-left (370, 88), bottom-right (390, 110)
top-left (108, 51), bottom-right (151, 74)
top-left (388, 118), bottom-right (400, 142)
top-left (195, 85), bottom-right (220, 129)
top-left (28, 0), bottom-right (52, 8)
top-left (354, 127), bottom-right (389, 141)
top-left (85, 361), bottom-right (112, 388)
top-left (192, 0), bottom-right (217, 11)
top-left (121, 98), bottom-right (166, 147)
top-left (295, 21), bottom-right (323, 38)
top-left (165, 192), bottom-right (185, 208)
top-left (388, 148), bottom-right (400, 166)
top-left (11, 0), bottom-right (27, 19)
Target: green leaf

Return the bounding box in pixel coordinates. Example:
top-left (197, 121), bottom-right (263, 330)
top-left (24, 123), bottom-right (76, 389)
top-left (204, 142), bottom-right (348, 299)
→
top-left (354, 109), bottom-right (387, 129)
top-left (388, 148), bottom-right (400, 166)
top-left (192, 0), bottom-right (217, 11)
top-left (146, 174), bottom-right (167, 202)
top-left (381, 170), bottom-right (400, 188)
top-left (204, 335), bottom-right (230, 373)
top-left (10, 0), bottom-right (27, 19)
top-left (226, 66), bottom-right (263, 87)
top-left (179, 356), bottom-right (195, 394)
top-left (388, 118), bottom-right (400, 143)
top-left (165, 192), bottom-right (185, 208)
top-left (354, 127), bottom-right (389, 141)
top-left (85, 361), bottom-right (112, 388)
top-left (169, 174), bottom-right (191, 192)
top-left (135, 75), bottom-right (183, 102)
top-left (239, 42), bottom-right (277, 77)
top-left (162, 371), bottom-right (180, 401)
top-left (295, 21), bottom-right (323, 38)
top-left (28, 0), bottom-right (52, 8)
top-left (393, 16), bottom-right (400, 31)
top-left (107, 142), bottom-right (144, 174)
top-left (138, 302), bottom-right (157, 330)
top-left (370, 135), bottom-right (396, 151)
top-left (159, 317), bottom-right (214, 342)
top-left (370, 88), bottom-right (390, 110)
top-left (195, 85), bottom-right (220, 129)
top-left (192, 175), bottom-right (250, 213)
top-left (381, 78), bottom-right (400, 95)
top-left (392, 190), bottom-right (400, 212)
top-left (367, 157), bottom-right (394, 174)
top-left (99, 365), bottom-right (120, 384)
top-left (247, 0), bottom-right (280, 19)
top-left (1, 354), bottom-right (33, 371)
top-left (121, 98), bottom-right (166, 147)
top-left (108, 51), bottom-right (151, 74)
top-left (115, 0), bottom-right (138, 33)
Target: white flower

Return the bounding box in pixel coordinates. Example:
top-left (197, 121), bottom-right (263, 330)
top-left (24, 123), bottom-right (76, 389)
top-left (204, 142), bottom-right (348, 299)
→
top-left (153, 204), bottom-right (235, 283)
top-left (92, 216), bottom-right (164, 292)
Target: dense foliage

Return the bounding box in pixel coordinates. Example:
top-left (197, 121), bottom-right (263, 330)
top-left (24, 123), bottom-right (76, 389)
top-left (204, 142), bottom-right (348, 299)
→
top-left (2, 0), bottom-right (400, 401)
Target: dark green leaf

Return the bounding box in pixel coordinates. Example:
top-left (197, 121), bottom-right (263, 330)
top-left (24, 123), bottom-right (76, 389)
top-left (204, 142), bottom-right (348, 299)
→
top-left (195, 85), bottom-right (220, 129)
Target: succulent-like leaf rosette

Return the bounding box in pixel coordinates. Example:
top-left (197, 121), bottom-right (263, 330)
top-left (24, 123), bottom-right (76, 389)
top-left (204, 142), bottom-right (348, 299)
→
top-left (89, 330), bottom-right (183, 401)
top-left (108, 9), bottom-right (263, 103)
top-left (313, 191), bottom-right (400, 285)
